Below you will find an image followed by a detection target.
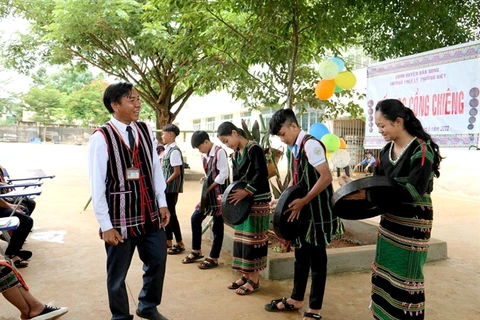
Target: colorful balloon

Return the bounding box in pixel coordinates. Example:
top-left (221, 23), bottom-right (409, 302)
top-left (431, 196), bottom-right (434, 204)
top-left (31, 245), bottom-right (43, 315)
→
top-left (334, 71), bottom-right (357, 90)
top-left (309, 123), bottom-right (330, 140)
top-left (321, 133), bottom-right (340, 153)
top-left (339, 138), bottom-right (347, 149)
top-left (334, 85), bottom-right (343, 93)
top-left (315, 79), bottom-right (335, 100)
top-left (319, 60), bottom-right (339, 80)
top-left (330, 57), bottom-right (345, 72)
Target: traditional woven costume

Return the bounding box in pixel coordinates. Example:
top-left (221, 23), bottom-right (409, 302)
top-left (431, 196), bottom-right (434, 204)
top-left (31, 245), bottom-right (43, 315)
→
top-left (162, 145), bottom-right (185, 194)
top-left (231, 141), bottom-right (271, 273)
top-left (0, 255), bottom-right (28, 293)
top-left (368, 138), bottom-right (435, 319)
top-left (286, 131), bottom-right (341, 310)
top-left (288, 133), bottom-right (341, 247)
top-left (198, 145), bottom-right (230, 216)
top-left (96, 121), bottom-right (161, 237)
top-left (162, 143), bottom-right (185, 247)
top-left (89, 118), bottom-right (168, 319)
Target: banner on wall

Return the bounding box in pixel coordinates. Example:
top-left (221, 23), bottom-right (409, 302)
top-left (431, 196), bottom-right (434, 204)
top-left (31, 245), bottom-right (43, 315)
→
top-left (365, 40), bottom-right (480, 149)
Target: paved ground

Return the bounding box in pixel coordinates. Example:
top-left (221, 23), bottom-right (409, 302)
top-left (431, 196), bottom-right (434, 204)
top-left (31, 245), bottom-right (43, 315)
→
top-left (0, 142), bottom-right (479, 320)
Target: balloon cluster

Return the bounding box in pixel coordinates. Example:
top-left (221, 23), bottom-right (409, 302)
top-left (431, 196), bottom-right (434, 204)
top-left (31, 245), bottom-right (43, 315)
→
top-left (314, 57), bottom-right (357, 100)
top-left (309, 123), bottom-right (350, 167)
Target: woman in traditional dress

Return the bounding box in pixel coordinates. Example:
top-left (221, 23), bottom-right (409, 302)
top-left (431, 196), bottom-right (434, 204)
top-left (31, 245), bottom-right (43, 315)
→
top-left (217, 122), bottom-right (271, 296)
top-left (340, 99), bottom-right (443, 319)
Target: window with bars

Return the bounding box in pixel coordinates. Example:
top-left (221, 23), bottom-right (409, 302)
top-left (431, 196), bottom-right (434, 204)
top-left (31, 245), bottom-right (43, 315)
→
top-left (221, 114), bottom-right (233, 122)
top-left (260, 107), bottom-right (275, 128)
top-left (297, 111), bottom-right (320, 131)
top-left (240, 111), bottom-right (251, 127)
top-left (205, 117), bottom-right (216, 132)
top-left (192, 119), bottom-right (201, 130)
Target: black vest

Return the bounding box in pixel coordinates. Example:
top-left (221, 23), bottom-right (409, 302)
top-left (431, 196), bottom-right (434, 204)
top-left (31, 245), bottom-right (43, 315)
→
top-left (97, 121), bottom-right (160, 239)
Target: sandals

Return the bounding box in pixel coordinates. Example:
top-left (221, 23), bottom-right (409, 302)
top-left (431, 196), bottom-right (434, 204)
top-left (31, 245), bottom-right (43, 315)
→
top-left (13, 258), bottom-right (29, 268)
top-left (17, 250), bottom-right (33, 261)
top-left (167, 244), bottom-right (185, 255)
top-left (236, 279), bottom-right (260, 295)
top-left (265, 297), bottom-right (300, 312)
top-left (198, 258), bottom-right (218, 269)
top-left (182, 251), bottom-right (204, 264)
top-left (303, 312), bottom-right (322, 319)
top-left (228, 275), bottom-right (248, 289)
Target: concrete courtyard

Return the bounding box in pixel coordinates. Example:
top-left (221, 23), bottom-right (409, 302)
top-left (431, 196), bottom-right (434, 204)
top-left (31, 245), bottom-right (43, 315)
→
top-left (0, 142), bottom-right (479, 320)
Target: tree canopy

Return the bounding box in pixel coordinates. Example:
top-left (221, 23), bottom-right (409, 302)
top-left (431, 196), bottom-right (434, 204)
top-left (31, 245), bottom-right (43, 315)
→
top-left (20, 67), bottom-right (111, 126)
top-left (1, 0), bottom-right (478, 125)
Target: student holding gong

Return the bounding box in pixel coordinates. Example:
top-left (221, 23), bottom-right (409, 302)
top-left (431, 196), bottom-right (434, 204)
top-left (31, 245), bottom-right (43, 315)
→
top-left (217, 122), bottom-right (271, 296)
top-left (265, 109), bottom-right (341, 320)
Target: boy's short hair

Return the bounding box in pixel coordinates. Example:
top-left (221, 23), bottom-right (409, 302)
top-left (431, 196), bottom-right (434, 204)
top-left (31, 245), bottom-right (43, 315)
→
top-left (162, 124), bottom-right (180, 136)
top-left (269, 109), bottom-right (299, 135)
top-left (365, 150), bottom-right (372, 155)
top-left (191, 131), bottom-right (210, 148)
top-left (103, 82), bottom-right (134, 114)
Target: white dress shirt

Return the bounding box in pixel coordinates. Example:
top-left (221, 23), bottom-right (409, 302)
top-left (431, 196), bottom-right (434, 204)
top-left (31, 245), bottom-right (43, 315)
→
top-left (88, 116), bottom-right (167, 232)
top-left (289, 130), bottom-right (326, 167)
top-left (203, 144), bottom-right (229, 185)
top-left (163, 142), bottom-right (183, 167)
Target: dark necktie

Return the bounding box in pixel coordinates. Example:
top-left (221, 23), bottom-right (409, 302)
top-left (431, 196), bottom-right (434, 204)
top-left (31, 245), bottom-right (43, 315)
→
top-left (126, 126), bottom-right (135, 150)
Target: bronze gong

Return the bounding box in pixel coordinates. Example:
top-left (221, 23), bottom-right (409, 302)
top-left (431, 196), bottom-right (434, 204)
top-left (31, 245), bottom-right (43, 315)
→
top-left (331, 176), bottom-right (397, 220)
top-left (273, 185), bottom-right (307, 241)
top-left (221, 181), bottom-right (253, 225)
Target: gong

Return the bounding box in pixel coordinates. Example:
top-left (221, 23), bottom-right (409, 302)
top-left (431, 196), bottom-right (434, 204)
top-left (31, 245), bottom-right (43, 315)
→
top-left (221, 181), bottom-right (253, 225)
top-left (331, 176), bottom-right (397, 220)
top-left (273, 185), bottom-right (307, 241)
top-left (199, 179), bottom-right (209, 214)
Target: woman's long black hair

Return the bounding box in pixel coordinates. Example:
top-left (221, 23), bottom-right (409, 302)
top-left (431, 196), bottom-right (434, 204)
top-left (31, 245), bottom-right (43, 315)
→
top-left (376, 99), bottom-right (444, 177)
top-left (217, 121), bottom-right (247, 138)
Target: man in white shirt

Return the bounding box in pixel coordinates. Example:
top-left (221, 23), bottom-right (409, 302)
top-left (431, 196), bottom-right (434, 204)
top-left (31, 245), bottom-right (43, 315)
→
top-left (88, 82), bottom-right (170, 320)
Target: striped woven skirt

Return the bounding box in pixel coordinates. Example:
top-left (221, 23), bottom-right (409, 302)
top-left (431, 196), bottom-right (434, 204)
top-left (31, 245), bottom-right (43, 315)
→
top-left (1, 258), bottom-right (28, 293)
top-left (371, 209), bottom-right (433, 319)
top-left (232, 198), bottom-right (271, 273)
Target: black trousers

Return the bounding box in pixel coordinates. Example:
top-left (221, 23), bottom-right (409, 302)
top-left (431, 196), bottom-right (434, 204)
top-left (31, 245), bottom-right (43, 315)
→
top-left (291, 237), bottom-right (328, 310)
top-left (0, 207), bottom-right (33, 256)
top-left (191, 209), bottom-right (224, 259)
top-left (337, 166), bottom-right (350, 177)
top-left (165, 192), bottom-right (182, 242)
top-left (105, 229), bottom-right (167, 320)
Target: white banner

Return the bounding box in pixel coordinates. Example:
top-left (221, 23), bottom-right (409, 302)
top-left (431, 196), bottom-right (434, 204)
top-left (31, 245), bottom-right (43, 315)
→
top-left (365, 41), bottom-right (480, 148)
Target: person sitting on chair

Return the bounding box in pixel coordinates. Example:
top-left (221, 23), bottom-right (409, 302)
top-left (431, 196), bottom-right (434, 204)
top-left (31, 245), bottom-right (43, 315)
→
top-left (353, 151), bottom-right (376, 176)
top-left (1, 252), bottom-right (68, 320)
top-left (0, 199), bottom-right (32, 268)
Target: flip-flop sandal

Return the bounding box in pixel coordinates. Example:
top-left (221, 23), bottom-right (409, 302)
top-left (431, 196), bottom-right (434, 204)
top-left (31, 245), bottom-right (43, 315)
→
top-left (17, 250), bottom-right (33, 261)
top-left (182, 251), bottom-right (204, 264)
top-left (236, 279), bottom-right (260, 296)
top-left (303, 312), bottom-right (322, 319)
top-left (198, 258), bottom-right (218, 269)
top-left (265, 297), bottom-right (300, 312)
top-left (228, 275), bottom-right (248, 289)
top-left (167, 245), bottom-right (185, 255)
top-left (13, 258), bottom-right (29, 268)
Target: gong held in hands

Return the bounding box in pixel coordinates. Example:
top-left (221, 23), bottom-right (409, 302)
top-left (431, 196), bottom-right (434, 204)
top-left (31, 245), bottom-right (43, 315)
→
top-left (272, 185), bottom-right (307, 241)
top-left (331, 176), bottom-right (397, 220)
top-left (221, 181), bottom-right (253, 226)
top-left (199, 179), bottom-right (209, 214)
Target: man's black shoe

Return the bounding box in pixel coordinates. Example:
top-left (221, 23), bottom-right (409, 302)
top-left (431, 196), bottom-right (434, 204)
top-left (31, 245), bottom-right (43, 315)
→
top-left (136, 309), bottom-right (168, 320)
